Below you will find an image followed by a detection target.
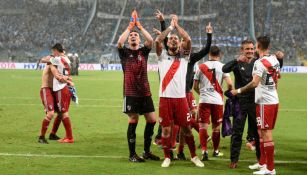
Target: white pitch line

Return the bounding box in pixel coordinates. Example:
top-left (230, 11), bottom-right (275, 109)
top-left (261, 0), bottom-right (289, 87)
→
top-left (0, 153), bottom-right (125, 159)
top-left (0, 103), bottom-right (306, 112)
top-left (0, 104), bottom-right (122, 108)
top-left (0, 153), bottom-right (306, 164)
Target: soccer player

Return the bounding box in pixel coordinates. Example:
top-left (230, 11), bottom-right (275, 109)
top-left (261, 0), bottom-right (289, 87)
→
top-left (49, 43), bottom-right (74, 143)
top-left (38, 55), bottom-right (65, 144)
top-left (117, 10), bottom-right (159, 162)
top-left (155, 15), bottom-right (204, 168)
top-left (194, 46), bottom-right (233, 161)
top-left (153, 10), bottom-right (213, 160)
top-left (231, 36), bottom-right (280, 175)
top-left (222, 40), bottom-right (261, 168)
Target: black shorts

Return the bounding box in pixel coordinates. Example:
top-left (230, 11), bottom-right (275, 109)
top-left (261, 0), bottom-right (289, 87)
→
top-left (123, 96), bottom-right (155, 115)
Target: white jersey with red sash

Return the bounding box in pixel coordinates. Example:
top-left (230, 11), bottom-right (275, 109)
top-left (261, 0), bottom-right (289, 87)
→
top-left (50, 56), bottom-right (71, 91)
top-left (158, 50), bottom-right (189, 98)
top-left (194, 60), bottom-right (230, 105)
top-left (253, 55), bottom-right (280, 104)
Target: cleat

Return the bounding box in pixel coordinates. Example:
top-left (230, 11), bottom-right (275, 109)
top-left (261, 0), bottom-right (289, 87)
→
top-left (176, 152), bottom-right (187, 160)
top-left (249, 163), bottom-right (266, 170)
top-left (129, 154), bottom-right (145, 162)
top-left (246, 141), bottom-right (256, 151)
top-left (143, 152), bottom-right (160, 160)
top-left (161, 158), bottom-right (171, 167)
top-left (191, 156), bottom-right (204, 167)
top-left (58, 138), bottom-right (74, 143)
top-left (49, 133), bottom-right (61, 140)
top-left (253, 168), bottom-right (276, 175)
top-left (229, 162), bottom-right (238, 169)
top-left (38, 136), bottom-right (48, 144)
top-left (213, 150), bottom-right (224, 157)
top-left (201, 150), bottom-right (209, 161)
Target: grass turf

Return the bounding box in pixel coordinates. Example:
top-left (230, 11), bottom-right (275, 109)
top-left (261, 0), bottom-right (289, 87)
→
top-left (0, 70), bottom-right (306, 175)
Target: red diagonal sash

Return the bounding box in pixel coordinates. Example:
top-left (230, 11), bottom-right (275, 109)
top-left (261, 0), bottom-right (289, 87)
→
top-left (162, 58), bottom-right (180, 93)
top-left (60, 57), bottom-right (71, 76)
top-left (199, 64), bottom-right (223, 99)
top-left (261, 59), bottom-right (278, 84)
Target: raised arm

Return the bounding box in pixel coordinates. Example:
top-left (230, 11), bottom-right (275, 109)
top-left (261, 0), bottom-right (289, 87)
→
top-left (155, 9), bottom-right (168, 49)
top-left (275, 51), bottom-right (284, 68)
top-left (172, 15), bottom-right (191, 51)
top-left (117, 19), bottom-right (135, 48)
top-left (155, 19), bottom-right (175, 56)
top-left (190, 22), bottom-right (213, 63)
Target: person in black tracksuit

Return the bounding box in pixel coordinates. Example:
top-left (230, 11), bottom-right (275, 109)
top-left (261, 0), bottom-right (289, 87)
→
top-left (223, 40), bottom-right (284, 168)
top-left (222, 40), bottom-right (260, 167)
top-left (153, 11), bottom-right (212, 157)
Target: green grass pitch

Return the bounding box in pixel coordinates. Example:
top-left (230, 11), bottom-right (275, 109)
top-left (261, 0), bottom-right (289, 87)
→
top-left (0, 70), bottom-right (306, 175)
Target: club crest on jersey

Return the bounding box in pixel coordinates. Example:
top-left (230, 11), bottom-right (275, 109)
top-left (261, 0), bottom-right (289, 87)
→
top-left (137, 54), bottom-right (142, 61)
top-left (127, 105), bottom-right (131, 111)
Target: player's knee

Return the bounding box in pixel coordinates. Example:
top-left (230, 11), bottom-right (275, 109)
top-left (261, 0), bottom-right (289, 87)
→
top-left (46, 111), bottom-right (55, 119)
top-left (162, 127), bottom-right (171, 137)
top-left (181, 127), bottom-right (192, 136)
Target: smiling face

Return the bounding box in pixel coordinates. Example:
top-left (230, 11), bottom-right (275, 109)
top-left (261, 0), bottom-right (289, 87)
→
top-left (241, 43), bottom-right (255, 59)
top-left (128, 31), bottom-right (140, 48)
top-left (167, 34), bottom-right (180, 52)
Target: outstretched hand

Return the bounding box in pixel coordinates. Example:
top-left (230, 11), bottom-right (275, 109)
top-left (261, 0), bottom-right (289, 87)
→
top-left (170, 14), bottom-right (178, 27)
top-left (275, 51), bottom-right (284, 59)
top-left (206, 22), bottom-right (213, 34)
top-left (155, 9), bottom-right (164, 21)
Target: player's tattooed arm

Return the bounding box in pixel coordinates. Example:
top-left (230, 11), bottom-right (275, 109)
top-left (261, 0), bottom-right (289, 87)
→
top-left (155, 21), bottom-right (174, 56)
top-left (193, 80), bottom-right (200, 95)
top-left (231, 74), bottom-right (261, 95)
top-left (172, 14), bottom-right (191, 51)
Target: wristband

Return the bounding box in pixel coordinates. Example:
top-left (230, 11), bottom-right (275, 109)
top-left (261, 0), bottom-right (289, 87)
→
top-left (237, 88), bottom-right (241, 94)
top-left (169, 26), bottom-right (174, 31)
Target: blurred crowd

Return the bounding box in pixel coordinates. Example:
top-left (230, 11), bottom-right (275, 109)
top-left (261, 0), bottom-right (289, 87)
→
top-left (0, 0), bottom-right (306, 65)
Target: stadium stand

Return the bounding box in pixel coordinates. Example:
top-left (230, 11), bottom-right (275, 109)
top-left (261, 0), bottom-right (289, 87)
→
top-left (0, 0), bottom-right (306, 65)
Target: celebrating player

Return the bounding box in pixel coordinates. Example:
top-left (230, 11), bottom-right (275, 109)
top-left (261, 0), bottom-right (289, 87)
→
top-left (49, 43), bottom-right (74, 143)
top-left (38, 55), bottom-right (65, 144)
top-left (155, 14), bottom-right (204, 168)
top-left (231, 36), bottom-right (280, 175)
top-left (117, 10), bottom-right (160, 162)
top-left (194, 46), bottom-right (233, 160)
